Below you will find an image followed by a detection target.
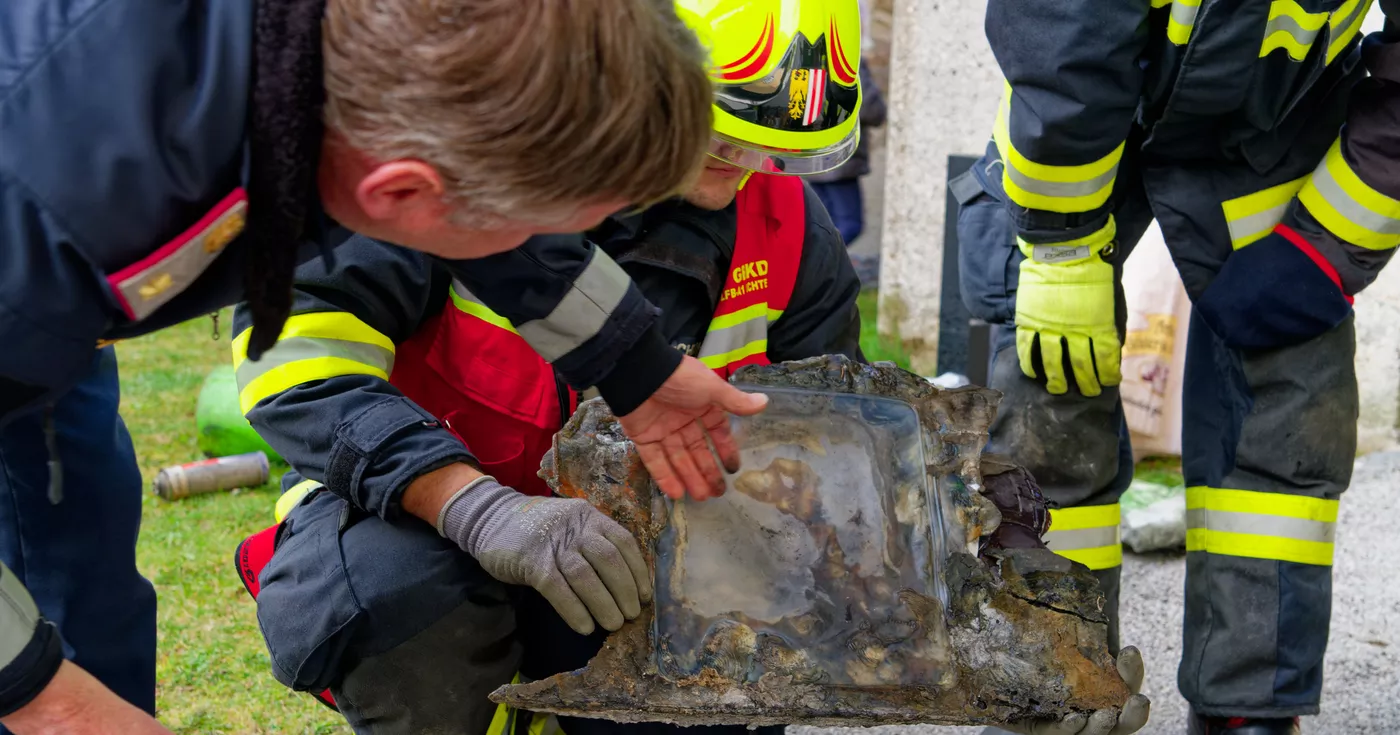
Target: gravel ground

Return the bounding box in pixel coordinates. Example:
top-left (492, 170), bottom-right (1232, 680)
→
top-left (795, 452), bottom-right (1400, 735)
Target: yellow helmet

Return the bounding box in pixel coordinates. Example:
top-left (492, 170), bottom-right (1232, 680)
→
top-left (677, 0), bottom-right (863, 176)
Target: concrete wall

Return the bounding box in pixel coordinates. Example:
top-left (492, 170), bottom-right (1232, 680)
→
top-left (875, 1), bottom-right (1400, 450)
top-left (875, 0), bottom-right (1001, 372)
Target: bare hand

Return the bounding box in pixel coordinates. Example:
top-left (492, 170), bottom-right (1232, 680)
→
top-left (2, 661), bottom-right (174, 735)
top-left (617, 356), bottom-right (768, 500)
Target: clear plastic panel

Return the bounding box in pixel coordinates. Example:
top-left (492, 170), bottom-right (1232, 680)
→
top-left (653, 387), bottom-right (949, 686)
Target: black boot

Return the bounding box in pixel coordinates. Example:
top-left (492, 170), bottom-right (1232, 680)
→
top-left (1188, 712), bottom-right (1301, 735)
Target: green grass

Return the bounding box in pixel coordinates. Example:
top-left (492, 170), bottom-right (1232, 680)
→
top-left (856, 289), bottom-right (912, 369)
top-left (121, 312), bottom-right (345, 734)
top-left (1134, 455), bottom-right (1185, 488)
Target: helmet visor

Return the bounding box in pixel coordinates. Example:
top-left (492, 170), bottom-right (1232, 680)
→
top-left (707, 122), bottom-right (860, 176)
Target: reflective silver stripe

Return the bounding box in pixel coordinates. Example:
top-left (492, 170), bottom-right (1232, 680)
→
top-left (1002, 162), bottom-right (1118, 200)
top-left (1308, 158), bottom-right (1400, 235)
top-left (234, 336), bottom-right (396, 392)
top-left (0, 561), bottom-right (40, 669)
top-left (1226, 201), bottom-right (1291, 245)
top-left (1263, 13), bottom-right (1325, 48)
top-left (1043, 525), bottom-right (1121, 551)
top-left (1171, 1), bottom-right (1200, 28)
top-left (1185, 508), bottom-right (1335, 543)
top-left (516, 251), bottom-right (631, 362)
top-left (1329, 0), bottom-right (1368, 43)
top-left (696, 317), bottom-right (769, 361)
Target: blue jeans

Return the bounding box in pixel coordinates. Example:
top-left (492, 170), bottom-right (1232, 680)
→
top-left (0, 348), bottom-right (156, 716)
top-left (811, 179), bottom-right (864, 245)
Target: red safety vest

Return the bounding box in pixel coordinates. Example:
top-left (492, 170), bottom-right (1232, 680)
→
top-left (232, 173), bottom-right (806, 710)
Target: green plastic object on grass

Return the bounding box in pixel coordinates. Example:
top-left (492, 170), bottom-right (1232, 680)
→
top-left (195, 365), bottom-right (284, 462)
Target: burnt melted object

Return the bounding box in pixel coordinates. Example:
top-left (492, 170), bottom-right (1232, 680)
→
top-left (494, 355), bottom-right (1127, 727)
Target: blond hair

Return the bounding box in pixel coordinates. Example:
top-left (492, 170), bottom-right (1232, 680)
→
top-left (323, 0), bottom-right (713, 226)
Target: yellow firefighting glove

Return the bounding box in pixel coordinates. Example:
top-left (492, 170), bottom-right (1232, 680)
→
top-left (1014, 220), bottom-right (1121, 397)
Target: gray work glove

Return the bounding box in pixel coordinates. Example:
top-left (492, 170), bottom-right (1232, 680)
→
top-left (437, 477), bottom-right (651, 635)
top-left (994, 647), bottom-right (1150, 735)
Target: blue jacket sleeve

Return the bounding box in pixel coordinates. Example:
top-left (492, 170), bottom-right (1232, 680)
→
top-left (443, 235), bottom-right (681, 417)
top-left (986, 0), bottom-right (1151, 246)
top-left (235, 237), bottom-right (471, 520)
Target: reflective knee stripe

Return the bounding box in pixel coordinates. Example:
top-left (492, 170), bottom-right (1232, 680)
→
top-left (274, 479), bottom-right (322, 523)
top-left (513, 251), bottom-right (631, 363)
top-left (1261, 0), bottom-right (1329, 60)
top-left (1298, 138), bottom-right (1400, 251)
top-left (1167, 0), bottom-right (1201, 45)
top-left (697, 302), bottom-right (782, 370)
top-left (451, 281), bottom-right (519, 334)
top-left (1044, 504), bottom-right (1123, 570)
top-left (232, 313), bottom-right (396, 414)
top-left (1222, 176), bottom-right (1309, 249)
top-left (993, 85), bottom-right (1123, 214)
top-left (1185, 486), bottom-right (1338, 566)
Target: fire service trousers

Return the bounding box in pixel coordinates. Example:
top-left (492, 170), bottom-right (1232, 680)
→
top-left (955, 137), bottom-right (1356, 717)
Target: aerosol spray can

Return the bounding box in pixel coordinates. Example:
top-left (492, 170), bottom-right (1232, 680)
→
top-left (153, 451), bottom-right (270, 501)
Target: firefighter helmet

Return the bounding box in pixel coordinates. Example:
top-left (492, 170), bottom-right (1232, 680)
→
top-left (676, 0), bottom-right (863, 175)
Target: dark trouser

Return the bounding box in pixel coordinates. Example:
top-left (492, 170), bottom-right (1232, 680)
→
top-left (257, 486), bottom-right (786, 735)
top-left (955, 121), bottom-right (1355, 716)
top-left (0, 348), bottom-right (157, 719)
top-left (811, 179), bottom-right (864, 245)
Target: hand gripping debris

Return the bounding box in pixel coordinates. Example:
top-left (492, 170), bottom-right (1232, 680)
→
top-left (491, 355), bottom-right (1132, 728)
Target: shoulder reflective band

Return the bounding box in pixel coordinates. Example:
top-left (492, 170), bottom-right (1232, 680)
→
top-left (1044, 503), bottom-right (1123, 571)
top-left (1222, 176), bottom-right (1308, 249)
top-left (993, 84), bottom-right (1123, 214)
top-left (1298, 138), bottom-right (1400, 251)
top-left (1185, 486), bottom-right (1338, 566)
top-left (514, 251), bottom-right (631, 364)
top-left (233, 312), bottom-right (396, 414)
top-left (274, 479), bottom-right (323, 523)
top-left (697, 302), bottom-right (783, 370)
top-left (487, 675), bottom-right (566, 735)
top-left (451, 281), bottom-right (518, 334)
top-left (1167, 0), bottom-right (1201, 45)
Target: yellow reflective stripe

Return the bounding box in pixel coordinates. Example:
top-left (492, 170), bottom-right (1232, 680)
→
top-left (709, 302), bottom-right (770, 331)
top-left (1260, 0), bottom-right (1329, 60)
top-left (1167, 0), bottom-right (1202, 45)
top-left (1056, 544), bottom-right (1125, 571)
top-left (239, 357), bottom-right (389, 414)
top-left (530, 713), bottom-right (564, 735)
top-left (1326, 0), bottom-right (1370, 63)
top-left (274, 479), bottom-right (321, 523)
top-left (1185, 486), bottom-right (1338, 522)
top-left (699, 339), bottom-right (768, 369)
top-left (1151, 0), bottom-right (1171, 7)
top-left (1221, 176), bottom-right (1308, 249)
top-left (450, 282), bottom-right (519, 334)
top-left (994, 85), bottom-right (1123, 213)
top-left (232, 312), bottom-right (395, 370)
top-left (1185, 486), bottom-right (1337, 566)
top-left (1045, 504), bottom-right (1122, 571)
top-left (1186, 528), bottom-right (1335, 565)
top-left (1048, 503), bottom-right (1121, 531)
top-left (766, 308), bottom-right (784, 322)
top-left (1298, 139), bottom-right (1400, 250)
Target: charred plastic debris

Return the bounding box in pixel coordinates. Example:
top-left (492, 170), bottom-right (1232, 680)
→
top-left (492, 355), bottom-right (1128, 728)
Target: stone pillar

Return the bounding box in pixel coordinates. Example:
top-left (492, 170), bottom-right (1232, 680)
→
top-left (876, 0), bottom-right (1001, 373)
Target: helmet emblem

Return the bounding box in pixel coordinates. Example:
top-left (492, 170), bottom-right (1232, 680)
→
top-left (788, 68), bottom-right (827, 125)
